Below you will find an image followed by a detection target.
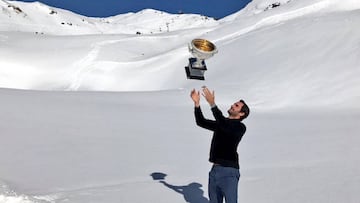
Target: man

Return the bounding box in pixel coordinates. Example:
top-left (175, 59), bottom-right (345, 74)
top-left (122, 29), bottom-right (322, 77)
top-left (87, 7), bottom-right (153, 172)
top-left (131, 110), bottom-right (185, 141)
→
top-left (190, 86), bottom-right (249, 203)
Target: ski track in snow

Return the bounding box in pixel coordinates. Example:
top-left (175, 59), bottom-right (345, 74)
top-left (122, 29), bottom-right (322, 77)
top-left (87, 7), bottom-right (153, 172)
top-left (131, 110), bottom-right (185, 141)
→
top-left (66, 34), bottom-right (191, 90)
top-left (67, 39), bottom-right (116, 90)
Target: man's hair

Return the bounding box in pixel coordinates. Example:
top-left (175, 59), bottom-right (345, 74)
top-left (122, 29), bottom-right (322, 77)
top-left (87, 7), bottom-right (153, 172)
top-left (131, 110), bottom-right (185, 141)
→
top-left (239, 100), bottom-right (250, 120)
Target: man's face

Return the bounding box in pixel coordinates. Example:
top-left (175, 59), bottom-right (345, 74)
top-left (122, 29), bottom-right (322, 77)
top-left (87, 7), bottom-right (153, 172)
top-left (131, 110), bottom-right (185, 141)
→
top-left (228, 101), bottom-right (244, 118)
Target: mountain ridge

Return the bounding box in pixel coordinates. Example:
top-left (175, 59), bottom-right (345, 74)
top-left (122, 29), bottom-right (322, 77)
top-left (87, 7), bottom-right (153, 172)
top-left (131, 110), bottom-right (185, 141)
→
top-left (0, 0), bottom-right (218, 35)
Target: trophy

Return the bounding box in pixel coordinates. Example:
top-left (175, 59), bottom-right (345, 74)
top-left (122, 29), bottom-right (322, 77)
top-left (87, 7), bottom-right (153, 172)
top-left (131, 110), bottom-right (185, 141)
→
top-left (185, 39), bottom-right (218, 80)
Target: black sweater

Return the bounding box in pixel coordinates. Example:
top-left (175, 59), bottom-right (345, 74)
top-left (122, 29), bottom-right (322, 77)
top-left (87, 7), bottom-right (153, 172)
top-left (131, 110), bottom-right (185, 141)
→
top-left (194, 106), bottom-right (246, 169)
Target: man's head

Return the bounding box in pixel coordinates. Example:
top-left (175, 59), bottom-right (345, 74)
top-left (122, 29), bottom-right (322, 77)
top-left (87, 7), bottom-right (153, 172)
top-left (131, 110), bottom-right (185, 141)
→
top-left (228, 100), bottom-right (250, 121)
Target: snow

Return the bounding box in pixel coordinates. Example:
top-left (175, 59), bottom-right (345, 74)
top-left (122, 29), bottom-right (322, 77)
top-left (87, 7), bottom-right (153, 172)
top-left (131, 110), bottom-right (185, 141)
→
top-left (1, 0), bottom-right (360, 202)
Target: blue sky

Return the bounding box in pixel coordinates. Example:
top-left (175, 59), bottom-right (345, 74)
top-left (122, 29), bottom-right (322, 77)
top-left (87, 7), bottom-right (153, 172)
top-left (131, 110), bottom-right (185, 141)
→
top-left (13, 0), bottom-right (252, 19)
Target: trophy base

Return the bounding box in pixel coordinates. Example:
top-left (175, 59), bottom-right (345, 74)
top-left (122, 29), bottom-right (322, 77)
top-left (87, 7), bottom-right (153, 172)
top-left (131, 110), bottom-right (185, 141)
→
top-left (185, 66), bottom-right (205, 80)
top-left (185, 58), bottom-right (207, 80)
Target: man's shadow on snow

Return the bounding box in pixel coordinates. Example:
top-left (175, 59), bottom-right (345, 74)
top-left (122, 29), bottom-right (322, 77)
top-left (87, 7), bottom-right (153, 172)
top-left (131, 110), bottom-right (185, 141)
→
top-left (151, 172), bottom-right (209, 203)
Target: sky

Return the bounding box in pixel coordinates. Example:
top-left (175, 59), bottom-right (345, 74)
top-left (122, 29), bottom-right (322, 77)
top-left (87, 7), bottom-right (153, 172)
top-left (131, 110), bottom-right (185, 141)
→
top-left (11, 0), bottom-right (252, 19)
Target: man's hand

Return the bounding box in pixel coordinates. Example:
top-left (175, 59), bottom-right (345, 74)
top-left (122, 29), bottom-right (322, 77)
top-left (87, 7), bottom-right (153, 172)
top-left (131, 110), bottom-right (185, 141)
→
top-left (190, 89), bottom-right (200, 107)
top-left (202, 86), bottom-right (215, 106)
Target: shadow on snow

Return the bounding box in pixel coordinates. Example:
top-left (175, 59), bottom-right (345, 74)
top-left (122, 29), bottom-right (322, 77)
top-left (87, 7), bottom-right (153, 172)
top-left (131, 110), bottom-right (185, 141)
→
top-left (151, 172), bottom-right (209, 203)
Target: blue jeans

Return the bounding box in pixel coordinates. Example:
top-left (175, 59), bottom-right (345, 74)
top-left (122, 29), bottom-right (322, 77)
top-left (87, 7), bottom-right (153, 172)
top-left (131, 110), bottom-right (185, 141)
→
top-left (208, 165), bottom-right (240, 203)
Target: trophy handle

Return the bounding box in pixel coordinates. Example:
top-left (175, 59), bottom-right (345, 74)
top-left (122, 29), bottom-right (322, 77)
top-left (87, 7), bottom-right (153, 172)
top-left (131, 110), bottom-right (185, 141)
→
top-left (188, 43), bottom-right (193, 53)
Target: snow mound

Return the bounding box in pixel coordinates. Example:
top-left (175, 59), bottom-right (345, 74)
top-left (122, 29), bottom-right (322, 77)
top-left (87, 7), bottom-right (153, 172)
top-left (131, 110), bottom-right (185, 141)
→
top-left (0, 181), bottom-right (53, 203)
top-left (222, 0), bottom-right (360, 21)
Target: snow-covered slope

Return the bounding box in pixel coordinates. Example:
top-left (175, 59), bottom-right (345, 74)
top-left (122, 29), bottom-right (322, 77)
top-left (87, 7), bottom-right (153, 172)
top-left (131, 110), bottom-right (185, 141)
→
top-left (0, 1), bottom-right (218, 35)
top-left (222, 0), bottom-right (360, 21)
top-left (1, 0), bottom-right (359, 109)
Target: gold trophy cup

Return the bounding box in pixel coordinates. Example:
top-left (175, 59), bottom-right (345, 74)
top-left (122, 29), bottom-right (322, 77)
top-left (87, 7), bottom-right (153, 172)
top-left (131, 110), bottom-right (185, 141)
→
top-left (185, 39), bottom-right (218, 80)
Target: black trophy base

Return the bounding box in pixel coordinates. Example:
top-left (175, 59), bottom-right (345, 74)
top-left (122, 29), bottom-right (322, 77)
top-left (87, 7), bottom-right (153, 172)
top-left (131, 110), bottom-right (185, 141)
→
top-left (185, 58), bottom-right (207, 80)
top-left (185, 66), bottom-right (205, 80)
